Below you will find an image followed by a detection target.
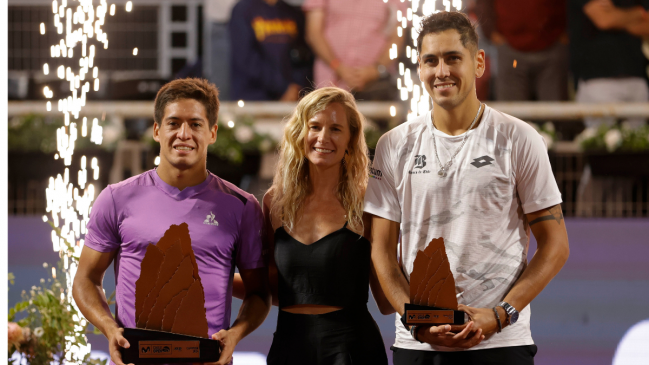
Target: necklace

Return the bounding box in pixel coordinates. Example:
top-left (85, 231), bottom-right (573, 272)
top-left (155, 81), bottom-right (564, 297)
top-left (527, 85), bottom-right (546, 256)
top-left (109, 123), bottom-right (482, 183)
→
top-left (431, 103), bottom-right (483, 177)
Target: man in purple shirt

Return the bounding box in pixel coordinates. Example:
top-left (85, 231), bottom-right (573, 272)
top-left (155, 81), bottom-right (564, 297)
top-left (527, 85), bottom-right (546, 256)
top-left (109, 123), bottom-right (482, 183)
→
top-left (72, 78), bottom-right (271, 365)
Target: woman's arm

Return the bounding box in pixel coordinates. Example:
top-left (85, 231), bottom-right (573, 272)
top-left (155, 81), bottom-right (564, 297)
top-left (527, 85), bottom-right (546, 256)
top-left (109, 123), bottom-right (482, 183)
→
top-left (369, 262), bottom-right (396, 315)
top-left (364, 213), bottom-right (396, 315)
top-left (232, 273), bottom-right (245, 300)
top-left (262, 191), bottom-right (280, 306)
top-left (232, 191), bottom-right (280, 306)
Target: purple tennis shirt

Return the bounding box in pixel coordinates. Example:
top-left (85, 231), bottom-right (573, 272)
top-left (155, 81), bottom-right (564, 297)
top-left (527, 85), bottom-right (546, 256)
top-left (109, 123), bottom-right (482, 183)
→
top-left (84, 169), bottom-right (265, 338)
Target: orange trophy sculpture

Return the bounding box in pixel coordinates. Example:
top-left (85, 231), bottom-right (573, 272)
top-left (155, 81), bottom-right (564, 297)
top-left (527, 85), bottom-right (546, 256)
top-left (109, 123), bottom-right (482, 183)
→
top-left (401, 237), bottom-right (465, 327)
top-left (121, 223), bottom-right (220, 364)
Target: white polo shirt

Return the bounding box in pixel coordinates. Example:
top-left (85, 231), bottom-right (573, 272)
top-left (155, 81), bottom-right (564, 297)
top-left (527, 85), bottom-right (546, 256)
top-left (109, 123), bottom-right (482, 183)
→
top-left (365, 105), bottom-right (562, 351)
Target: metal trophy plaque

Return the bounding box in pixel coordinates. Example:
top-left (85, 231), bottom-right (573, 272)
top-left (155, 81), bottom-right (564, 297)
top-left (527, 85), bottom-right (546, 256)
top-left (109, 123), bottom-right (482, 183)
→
top-left (121, 223), bottom-right (221, 364)
top-left (402, 237), bottom-right (465, 327)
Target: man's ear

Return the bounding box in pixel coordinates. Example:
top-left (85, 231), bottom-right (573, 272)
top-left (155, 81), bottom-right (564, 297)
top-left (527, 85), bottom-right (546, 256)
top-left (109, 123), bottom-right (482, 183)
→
top-left (475, 49), bottom-right (486, 78)
top-left (153, 121), bottom-right (160, 142)
top-left (209, 123), bottom-right (218, 144)
top-left (417, 58), bottom-right (423, 82)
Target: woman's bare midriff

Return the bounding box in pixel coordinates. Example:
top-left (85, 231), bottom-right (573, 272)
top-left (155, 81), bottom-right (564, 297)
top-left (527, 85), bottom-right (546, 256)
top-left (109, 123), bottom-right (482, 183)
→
top-left (281, 304), bottom-right (343, 314)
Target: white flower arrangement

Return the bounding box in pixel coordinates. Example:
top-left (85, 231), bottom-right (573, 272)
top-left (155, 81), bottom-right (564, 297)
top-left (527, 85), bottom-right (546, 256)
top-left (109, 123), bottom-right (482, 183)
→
top-left (576, 124), bottom-right (649, 152)
top-left (604, 129), bottom-right (623, 152)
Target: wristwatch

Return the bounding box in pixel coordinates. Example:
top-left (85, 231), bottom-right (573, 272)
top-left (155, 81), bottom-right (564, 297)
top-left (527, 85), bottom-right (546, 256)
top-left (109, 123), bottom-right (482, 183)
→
top-left (497, 301), bottom-right (519, 325)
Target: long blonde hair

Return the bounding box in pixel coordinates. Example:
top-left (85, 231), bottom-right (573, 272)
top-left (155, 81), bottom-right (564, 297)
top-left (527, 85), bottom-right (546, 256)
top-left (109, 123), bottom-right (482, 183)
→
top-left (270, 87), bottom-right (369, 233)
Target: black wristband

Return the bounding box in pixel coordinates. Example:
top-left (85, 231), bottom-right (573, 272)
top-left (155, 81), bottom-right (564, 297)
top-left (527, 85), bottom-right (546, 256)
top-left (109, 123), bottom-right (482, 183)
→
top-left (492, 307), bottom-right (502, 333)
top-left (410, 325), bottom-right (424, 343)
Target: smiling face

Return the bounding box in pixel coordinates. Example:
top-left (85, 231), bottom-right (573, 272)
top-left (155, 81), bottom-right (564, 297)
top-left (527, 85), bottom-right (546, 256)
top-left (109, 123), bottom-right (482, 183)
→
top-left (304, 102), bottom-right (351, 169)
top-left (418, 29), bottom-right (484, 110)
top-left (153, 98), bottom-right (217, 171)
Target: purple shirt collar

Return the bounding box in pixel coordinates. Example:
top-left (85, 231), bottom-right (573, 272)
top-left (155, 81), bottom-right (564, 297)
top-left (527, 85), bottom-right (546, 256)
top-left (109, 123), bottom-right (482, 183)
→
top-left (152, 169), bottom-right (214, 200)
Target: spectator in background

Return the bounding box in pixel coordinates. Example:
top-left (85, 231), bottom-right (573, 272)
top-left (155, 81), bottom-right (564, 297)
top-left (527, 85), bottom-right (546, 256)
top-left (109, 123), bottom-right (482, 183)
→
top-left (466, 0), bottom-right (493, 101)
top-left (229, 0), bottom-right (313, 101)
top-left (303, 0), bottom-right (404, 101)
top-left (476, 0), bottom-right (569, 101)
top-left (569, 0), bottom-right (649, 128)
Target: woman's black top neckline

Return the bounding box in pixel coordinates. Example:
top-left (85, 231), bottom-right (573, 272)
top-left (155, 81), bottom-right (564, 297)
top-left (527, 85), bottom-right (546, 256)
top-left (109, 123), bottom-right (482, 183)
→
top-left (277, 221), bottom-right (348, 246)
top-left (274, 222), bottom-right (371, 309)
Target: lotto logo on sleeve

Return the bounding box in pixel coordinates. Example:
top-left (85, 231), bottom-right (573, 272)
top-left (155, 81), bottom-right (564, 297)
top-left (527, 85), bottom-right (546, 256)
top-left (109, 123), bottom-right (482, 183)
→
top-left (369, 167), bottom-right (383, 180)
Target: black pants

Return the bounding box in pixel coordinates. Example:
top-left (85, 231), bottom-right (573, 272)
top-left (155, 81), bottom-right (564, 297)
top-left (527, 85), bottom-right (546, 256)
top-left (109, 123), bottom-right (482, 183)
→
top-left (267, 306), bottom-right (388, 365)
top-left (392, 345), bottom-right (537, 365)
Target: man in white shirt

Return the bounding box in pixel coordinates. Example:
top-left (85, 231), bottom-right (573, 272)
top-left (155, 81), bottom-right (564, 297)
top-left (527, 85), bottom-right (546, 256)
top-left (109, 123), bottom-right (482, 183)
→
top-left (365, 11), bottom-right (570, 365)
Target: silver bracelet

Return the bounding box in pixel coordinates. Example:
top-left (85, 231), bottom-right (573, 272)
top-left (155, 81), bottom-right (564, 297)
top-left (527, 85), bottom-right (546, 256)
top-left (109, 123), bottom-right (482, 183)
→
top-left (492, 307), bottom-right (503, 333)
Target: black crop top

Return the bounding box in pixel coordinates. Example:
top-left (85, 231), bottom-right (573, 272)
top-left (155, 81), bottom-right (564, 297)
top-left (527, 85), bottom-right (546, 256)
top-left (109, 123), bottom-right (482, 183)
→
top-left (274, 223), bottom-right (371, 308)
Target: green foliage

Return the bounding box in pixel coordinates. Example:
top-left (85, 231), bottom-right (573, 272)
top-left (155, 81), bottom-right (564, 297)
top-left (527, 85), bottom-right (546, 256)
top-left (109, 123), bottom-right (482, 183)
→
top-left (8, 222), bottom-right (111, 365)
top-left (364, 125), bottom-right (383, 150)
top-left (208, 115), bottom-right (277, 164)
top-left (8, 115), bottom-right (61, 153)
top-left (8, 114), bottom-right (107, 153)
top-left (577, 123), bottom-right (649, 152)
top-left (7, 264), bottom-right (102, 365)
top-left (621, 125), bottom-right (649, 151)
top-left (578, 124), bottom-right (608, 151)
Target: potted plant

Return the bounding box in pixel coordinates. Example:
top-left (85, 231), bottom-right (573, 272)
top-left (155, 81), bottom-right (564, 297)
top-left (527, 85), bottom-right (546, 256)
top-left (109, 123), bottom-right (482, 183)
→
top-left (8, 262), bottom-right (107, 365)
top-left (8, 114), bottom-right (117, 191)
top-left (575, 123), bottom-right (649, 176)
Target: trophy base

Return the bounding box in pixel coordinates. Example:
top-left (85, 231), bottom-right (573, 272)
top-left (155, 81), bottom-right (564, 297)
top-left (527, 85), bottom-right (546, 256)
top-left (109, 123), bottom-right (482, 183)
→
top-left (120, 328), bottom-right (221, 364)
top-left (402, 303), bottom-right (465, 326)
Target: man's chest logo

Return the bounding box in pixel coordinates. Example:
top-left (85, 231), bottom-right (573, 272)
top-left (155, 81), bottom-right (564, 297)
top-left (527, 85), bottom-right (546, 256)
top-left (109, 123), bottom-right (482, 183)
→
top-left (203, 211), bottom-right (219, 226)
top-left (409, 155), bottom-right (431, 175)
top-left (414, 155), bottom-right (427, 169)
top-left (471, 155), bottom-right (494, 168)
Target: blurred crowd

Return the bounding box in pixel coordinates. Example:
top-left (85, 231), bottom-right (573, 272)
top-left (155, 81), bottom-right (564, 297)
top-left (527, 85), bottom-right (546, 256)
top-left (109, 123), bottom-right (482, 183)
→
top-left (472, 0), bottom-right (649, 129)
top-left (227, 0), bottom-right (649, 126)
top-left (228, 0), bottom-right (406, 101)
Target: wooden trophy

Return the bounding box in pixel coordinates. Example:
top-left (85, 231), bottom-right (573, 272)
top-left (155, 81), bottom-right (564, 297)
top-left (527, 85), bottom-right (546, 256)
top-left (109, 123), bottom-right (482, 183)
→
top-left (402, 237), bottom-right (465, 327)
top-left (120, 223), bottom-right (221, 364)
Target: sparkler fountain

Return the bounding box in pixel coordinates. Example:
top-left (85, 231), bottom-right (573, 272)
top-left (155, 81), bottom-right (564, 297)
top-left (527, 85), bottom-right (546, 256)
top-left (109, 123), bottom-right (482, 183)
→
top-left (38, 0), bottom-right (132, 362)
top-left (389, 0), bottom-right (463, 120)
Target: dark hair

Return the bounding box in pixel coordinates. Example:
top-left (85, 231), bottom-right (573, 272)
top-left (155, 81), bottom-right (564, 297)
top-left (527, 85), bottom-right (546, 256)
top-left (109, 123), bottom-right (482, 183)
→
top-left (416, 11), bottom-right (479, 55)
top-left (154, 78), bottom-right (220, 128)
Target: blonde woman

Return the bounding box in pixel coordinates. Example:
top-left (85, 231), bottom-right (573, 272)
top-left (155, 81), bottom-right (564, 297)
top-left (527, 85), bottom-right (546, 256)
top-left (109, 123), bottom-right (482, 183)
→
top-left (234, 87), bottom-right (393, 364)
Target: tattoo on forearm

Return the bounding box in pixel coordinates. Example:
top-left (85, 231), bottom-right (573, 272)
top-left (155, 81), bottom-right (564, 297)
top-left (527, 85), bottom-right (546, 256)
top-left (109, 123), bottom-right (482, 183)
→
top-left (529, 205), bottom-right (564, 226)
